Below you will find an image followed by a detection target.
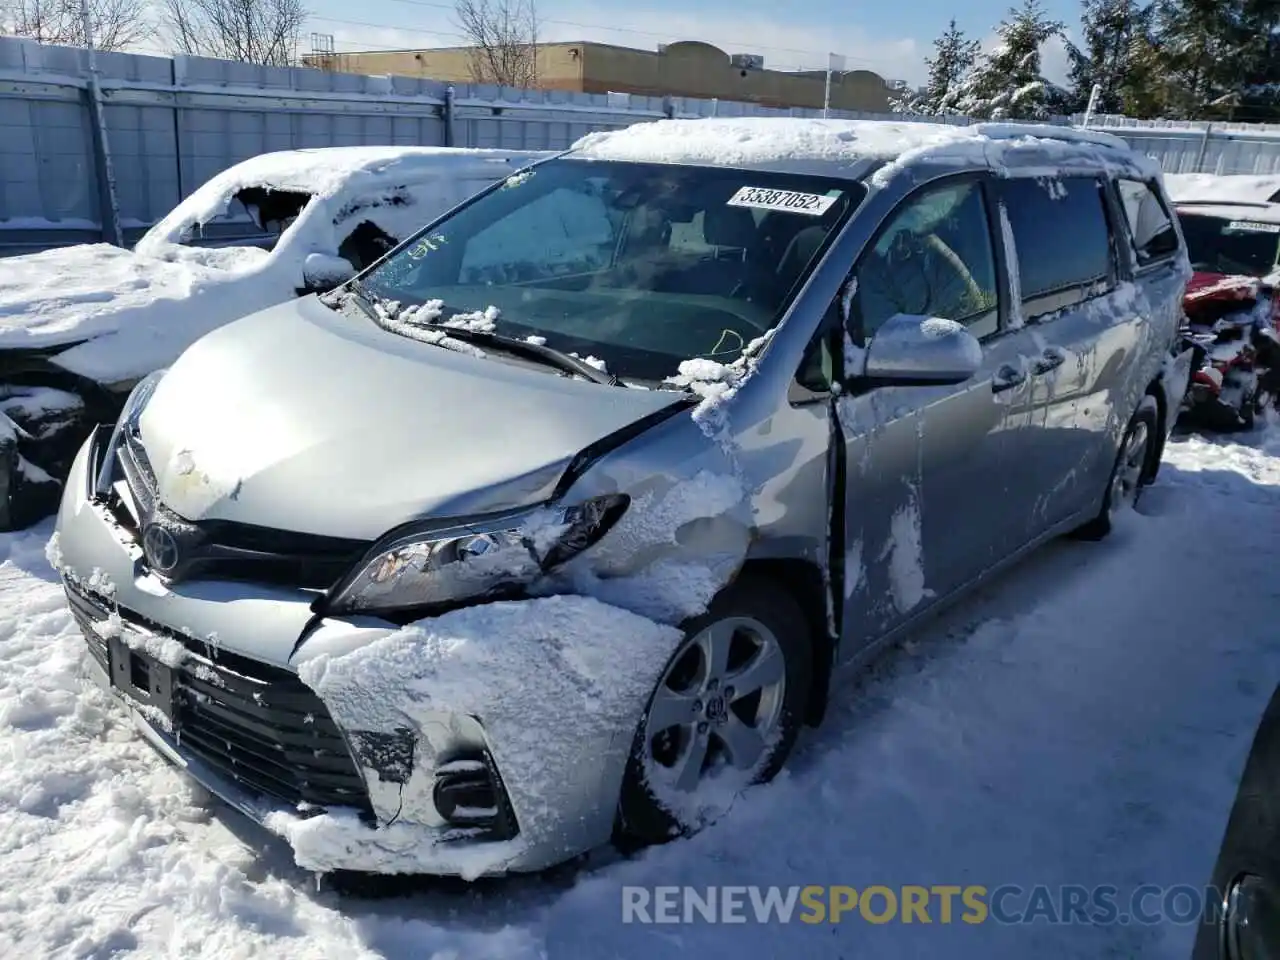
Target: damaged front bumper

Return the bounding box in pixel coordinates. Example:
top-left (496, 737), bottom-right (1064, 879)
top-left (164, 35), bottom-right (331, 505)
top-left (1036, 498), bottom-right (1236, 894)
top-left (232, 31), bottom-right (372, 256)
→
top-left (52, 434), bottom-right (630, 878)
top-left (63, 575), bottom-right (540, 877)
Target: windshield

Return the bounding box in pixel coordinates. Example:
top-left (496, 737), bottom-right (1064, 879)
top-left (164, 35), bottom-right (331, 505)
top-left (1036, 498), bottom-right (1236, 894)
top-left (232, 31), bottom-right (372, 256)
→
top-left (1178, 210), bottom-right (1280, 278)
top-left (357, 158), bottom-right (864, 382)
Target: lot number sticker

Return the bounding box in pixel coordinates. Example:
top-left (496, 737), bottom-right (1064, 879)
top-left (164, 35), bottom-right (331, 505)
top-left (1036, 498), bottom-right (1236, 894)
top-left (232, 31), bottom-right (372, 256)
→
top-left (727, 186), bottom-right (837, 216)
top-left (1227, 220), bottom-right (1280, 234)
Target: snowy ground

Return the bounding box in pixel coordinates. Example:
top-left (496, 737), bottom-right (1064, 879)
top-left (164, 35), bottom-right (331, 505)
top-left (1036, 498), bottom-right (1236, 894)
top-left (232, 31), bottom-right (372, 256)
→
top-left (2, 423), bottom-right (1279, 958)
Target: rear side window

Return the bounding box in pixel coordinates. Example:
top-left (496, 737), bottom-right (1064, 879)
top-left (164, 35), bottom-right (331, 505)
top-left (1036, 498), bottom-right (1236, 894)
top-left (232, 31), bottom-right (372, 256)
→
top-left (1000, 177), bottom-right (1114, 319)
top-left (1117, 179), bottom-right (1180, 265)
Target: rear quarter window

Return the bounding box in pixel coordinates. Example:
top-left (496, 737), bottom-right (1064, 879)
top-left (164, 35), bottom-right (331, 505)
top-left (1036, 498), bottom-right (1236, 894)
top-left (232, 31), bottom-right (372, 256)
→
top-left (999, 176), bottom-right (1115, 320)
top-left (1116, 179), bottom-right (1180, 266)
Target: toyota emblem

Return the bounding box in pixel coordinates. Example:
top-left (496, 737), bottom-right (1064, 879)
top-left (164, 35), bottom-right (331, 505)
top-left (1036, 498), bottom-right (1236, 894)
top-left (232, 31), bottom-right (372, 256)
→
top-left (704, 694), bottom-right (728, 724)
top-left (142, 523), bottom-right (181, 574)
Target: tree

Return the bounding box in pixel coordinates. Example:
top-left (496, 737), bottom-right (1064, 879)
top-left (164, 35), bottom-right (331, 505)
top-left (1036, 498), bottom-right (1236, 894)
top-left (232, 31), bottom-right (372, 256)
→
top-left (1234, 0), bottom-right (1280, 118)
top-left (1065, 0), bottom-right (1157, 115)
top-left (1153, 0), bottom-right (1241, 117)
top-left (894, 19), bottom-right (979, 114)
top-left (454, 0), bottom-right (539, 87)
top-left (951, 0), bottom-right (1067, 120)
top-left (1120, 29), bottom-right (1175, 117)
top-left (160, 0), bottom-right (306, 66)
top-left (2, 0), bottom-right (149, 51)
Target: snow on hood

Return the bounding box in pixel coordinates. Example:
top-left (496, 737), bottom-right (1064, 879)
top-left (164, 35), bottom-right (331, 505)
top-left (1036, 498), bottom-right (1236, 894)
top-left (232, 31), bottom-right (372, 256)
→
top-left (1165, 172), bottom-right (1280, 210)
top-left (1186, 272), bottom-right (1268, 301)
top-left (136, 295), bottom-right (682, 539)
top-left (0, 242), bottom-right (274, 384)
top-left (569, 118), bottom-right (1152, 180)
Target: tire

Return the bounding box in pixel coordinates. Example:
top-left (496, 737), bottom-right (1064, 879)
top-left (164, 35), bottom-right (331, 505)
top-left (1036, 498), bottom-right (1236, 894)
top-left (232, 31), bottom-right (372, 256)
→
top-left (1072, 395), bottom-right (1159, 542)
top-left (0, 434), bottom-right (62, 532)
top-left (0, 386), bottom-right (91, 532)
top-left (1190, 686), bottom-right (1280, 960)
top-left (616, 576), bottom-right (813, 847)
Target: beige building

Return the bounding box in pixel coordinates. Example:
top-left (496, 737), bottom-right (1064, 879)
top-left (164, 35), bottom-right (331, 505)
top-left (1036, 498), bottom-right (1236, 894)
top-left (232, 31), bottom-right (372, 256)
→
top-left (304, 40), bottom-right (895, 113)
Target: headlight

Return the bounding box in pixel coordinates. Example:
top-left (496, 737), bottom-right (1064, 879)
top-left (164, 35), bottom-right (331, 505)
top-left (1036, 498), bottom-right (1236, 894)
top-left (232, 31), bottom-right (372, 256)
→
top-left (327, 493), bottom-right (629, 615)
top-left (93, 369), bottom-right (165, 499)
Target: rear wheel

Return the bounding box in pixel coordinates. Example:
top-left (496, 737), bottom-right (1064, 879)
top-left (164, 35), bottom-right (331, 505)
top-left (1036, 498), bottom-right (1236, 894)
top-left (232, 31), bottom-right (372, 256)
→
top-left (1073, 396), bottom-right (1158, 542)
top-left (616, 577), bottom-right (812, 847)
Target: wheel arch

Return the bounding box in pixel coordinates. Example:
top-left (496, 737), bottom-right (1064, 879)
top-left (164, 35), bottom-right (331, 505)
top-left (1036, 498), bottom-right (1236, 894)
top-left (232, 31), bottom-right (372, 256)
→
top-left (735, 557), bottom-right (833, 728)
top-left (1143, 378), bottom-right (1168, 482)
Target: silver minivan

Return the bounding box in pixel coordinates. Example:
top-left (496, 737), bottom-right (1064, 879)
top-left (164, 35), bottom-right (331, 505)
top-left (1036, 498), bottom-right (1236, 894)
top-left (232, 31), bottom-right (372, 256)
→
top-left (52, 119), bottom-right (1195, 878)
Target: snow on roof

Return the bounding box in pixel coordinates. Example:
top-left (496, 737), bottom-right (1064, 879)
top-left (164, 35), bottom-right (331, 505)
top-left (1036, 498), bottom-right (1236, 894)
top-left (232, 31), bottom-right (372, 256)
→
top-left (1165, 172), bottom-right (1280, 208)
top-left (568, 118), bottom-right (1147, 179)
top-left (138, 145), bottom-right (549, 253)
top-left (199, 145), bottom-right (548, 197)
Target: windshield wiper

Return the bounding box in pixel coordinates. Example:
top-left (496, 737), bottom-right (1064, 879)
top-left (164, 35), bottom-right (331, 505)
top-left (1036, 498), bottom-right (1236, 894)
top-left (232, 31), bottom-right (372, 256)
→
top-left (334, 279), bottom-right (379, 321)
top-left (430, 326), bottom-right (620, 386)
top-left (344, 287), bottom-right (619, 387)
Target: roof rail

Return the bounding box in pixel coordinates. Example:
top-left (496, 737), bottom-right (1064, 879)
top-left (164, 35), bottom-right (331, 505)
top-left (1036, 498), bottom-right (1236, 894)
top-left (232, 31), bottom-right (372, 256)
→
top-left (970, 123), bottom-right (1132, 152)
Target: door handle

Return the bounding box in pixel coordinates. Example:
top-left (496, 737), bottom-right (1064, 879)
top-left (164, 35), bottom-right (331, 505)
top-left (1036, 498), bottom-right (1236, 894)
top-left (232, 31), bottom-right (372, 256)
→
top-left (1032, 350), bottom-right (1066, 375)
top-left (992, 364), bottom-right (1027, 393)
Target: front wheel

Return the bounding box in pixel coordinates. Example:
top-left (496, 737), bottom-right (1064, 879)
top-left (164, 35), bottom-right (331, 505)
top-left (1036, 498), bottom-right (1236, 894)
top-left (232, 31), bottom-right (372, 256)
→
top-left (1073, 396), bottom-right (1158, 542)
top-left (616, 577), bottom-right (812, 847)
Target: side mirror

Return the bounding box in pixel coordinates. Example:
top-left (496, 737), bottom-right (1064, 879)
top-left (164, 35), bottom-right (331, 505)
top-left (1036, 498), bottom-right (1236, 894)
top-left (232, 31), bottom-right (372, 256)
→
top-left (300, 252), bottom-right (356, 294)
top-left (859, 313), bottom-right (982, 387)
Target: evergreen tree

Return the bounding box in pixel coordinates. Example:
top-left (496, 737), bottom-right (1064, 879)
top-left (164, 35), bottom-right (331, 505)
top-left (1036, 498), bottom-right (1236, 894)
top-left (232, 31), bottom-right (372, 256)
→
top-left (906, 20), bottom-right (980, 115)
top-left (1119, 30), bottom-right (1174, 117)
top-left (1236, 0), bottom-right (1280, 117)
top-left (952, 0), bottom-right (1068, 119)
top-left (1154, 0), bottom-right (1241, 117)
top-left (1065, 0), bottom-right (1156, 114)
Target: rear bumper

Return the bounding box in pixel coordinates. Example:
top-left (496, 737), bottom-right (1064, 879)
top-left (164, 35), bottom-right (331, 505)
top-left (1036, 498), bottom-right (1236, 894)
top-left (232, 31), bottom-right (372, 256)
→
top-left (1164, 344), bottom-right (1196, 435)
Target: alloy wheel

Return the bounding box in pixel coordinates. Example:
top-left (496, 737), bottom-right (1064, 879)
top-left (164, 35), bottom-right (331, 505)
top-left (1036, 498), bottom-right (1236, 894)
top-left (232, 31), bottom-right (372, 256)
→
top-left (1109, 419), bottom-right (1150, 516)
top-left (642, 616), bottom-right (787, 796)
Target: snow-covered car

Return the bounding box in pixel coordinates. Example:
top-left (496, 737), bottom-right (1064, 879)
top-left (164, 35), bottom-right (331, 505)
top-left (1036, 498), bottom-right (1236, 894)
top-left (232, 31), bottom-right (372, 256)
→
top-left (52, 118), bottom-right (1193, 879)
top-left (1165, 173), bottom-right (1280, 284)
top-left (0, 145), bottom-right (549, 529)
top-left (1163, 173), bottom-right (1280, 427)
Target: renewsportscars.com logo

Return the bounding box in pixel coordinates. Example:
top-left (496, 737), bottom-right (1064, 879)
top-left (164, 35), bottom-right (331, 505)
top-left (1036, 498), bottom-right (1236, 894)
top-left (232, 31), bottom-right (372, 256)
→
top-left (621, 884), bottom-right (1230, 926)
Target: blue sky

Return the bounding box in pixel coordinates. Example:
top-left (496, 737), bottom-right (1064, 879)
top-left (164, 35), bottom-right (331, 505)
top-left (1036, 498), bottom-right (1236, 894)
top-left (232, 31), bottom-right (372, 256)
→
top-left (303, 0), bottom-right (1083, 88)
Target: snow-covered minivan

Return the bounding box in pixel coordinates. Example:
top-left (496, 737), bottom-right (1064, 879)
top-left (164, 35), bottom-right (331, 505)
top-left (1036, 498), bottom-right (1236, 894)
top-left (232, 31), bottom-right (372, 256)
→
top-left (52, 118), bottom-right (1195, 878)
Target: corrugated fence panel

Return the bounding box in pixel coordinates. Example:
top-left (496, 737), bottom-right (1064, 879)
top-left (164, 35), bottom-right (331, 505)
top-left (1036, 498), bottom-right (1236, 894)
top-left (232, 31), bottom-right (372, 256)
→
top-left (12, 35), bottom-right (1280, 253)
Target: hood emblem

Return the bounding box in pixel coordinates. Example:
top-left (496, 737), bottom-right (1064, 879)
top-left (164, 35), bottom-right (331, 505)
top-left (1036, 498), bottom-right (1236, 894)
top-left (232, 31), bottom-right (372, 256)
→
top-left (142, 523), bottom-right (182, 575)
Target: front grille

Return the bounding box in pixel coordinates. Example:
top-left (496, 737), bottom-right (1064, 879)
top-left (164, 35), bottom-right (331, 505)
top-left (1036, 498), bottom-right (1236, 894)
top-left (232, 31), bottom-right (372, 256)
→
top-left (108, 431), bottom-right (370, 590)
top-left (66, 581), bottom-right (372, 816)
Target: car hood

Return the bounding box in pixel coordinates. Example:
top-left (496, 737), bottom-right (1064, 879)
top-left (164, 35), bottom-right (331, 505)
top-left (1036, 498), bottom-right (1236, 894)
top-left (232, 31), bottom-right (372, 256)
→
top-left (1185, 271), bottom-right (1269, 306)
top-left (137, 295), bottom-right (684, 540)
top-left (0, 241), bottom-right (276, 387)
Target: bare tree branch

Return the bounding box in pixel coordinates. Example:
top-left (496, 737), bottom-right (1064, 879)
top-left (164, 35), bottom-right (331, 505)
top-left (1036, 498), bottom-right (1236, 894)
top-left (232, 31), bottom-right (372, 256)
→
top-left (454, 0), bottom-right (538, 87)
top-left (160, 0), bottom-right (305, 66)
top-left (2, 0), bottom-right (150, 51)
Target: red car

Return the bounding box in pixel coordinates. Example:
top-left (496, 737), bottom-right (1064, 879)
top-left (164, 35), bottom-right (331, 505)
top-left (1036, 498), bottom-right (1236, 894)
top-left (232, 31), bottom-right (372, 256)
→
top-left (1165, 174), bottom-right (1280, 429)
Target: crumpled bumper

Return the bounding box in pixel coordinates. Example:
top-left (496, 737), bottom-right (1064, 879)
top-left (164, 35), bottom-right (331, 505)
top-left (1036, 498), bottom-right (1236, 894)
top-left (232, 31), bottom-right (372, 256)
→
top-left (53, 432), bottom-right (646, 878)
